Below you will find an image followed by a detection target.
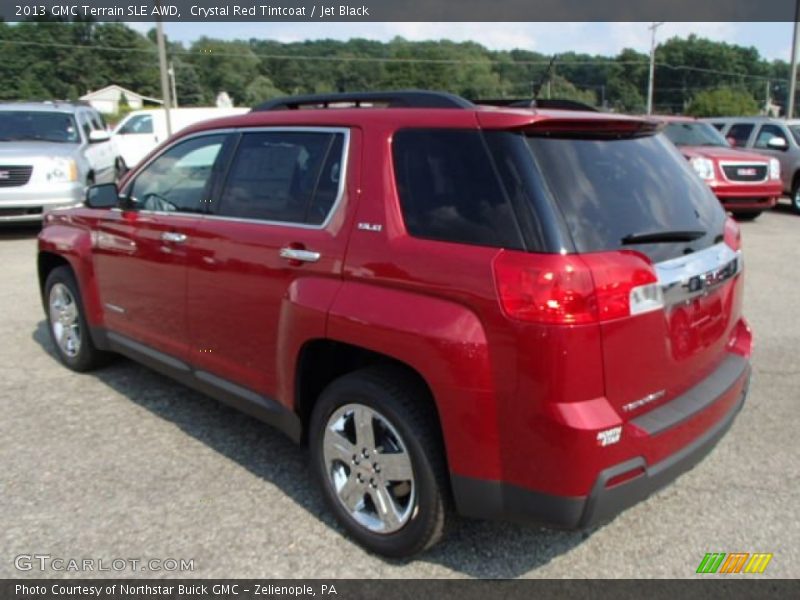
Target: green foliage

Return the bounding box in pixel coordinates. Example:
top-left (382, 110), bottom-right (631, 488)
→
top-left (0, 21), bottom-right (790, 115)
top-left (686, 87), bottom-right (760, 117)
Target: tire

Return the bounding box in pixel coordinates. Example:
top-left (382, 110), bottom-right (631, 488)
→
top-left (791, 178), bottom-right (800, 214)
top-left (44, 266), bottom-right (110, 372)
top-left (309, 366), bottom-right (450, 558)
top-left (733, 211), bottom-right (762, 221)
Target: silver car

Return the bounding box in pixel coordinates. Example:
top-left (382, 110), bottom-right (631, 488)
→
top-left (704, 116), bottom-right (800, 214)
top-left (0, 102), bottom-right (120, 223)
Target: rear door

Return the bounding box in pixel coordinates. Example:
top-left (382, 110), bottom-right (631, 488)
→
top-left (185, 127), bottom-right (358, 400)
top-left (525, 131), bottom-right (740, 416)
top-left (92, 132), bottom-right (233, 360)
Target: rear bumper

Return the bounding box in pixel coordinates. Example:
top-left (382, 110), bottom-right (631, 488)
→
top-left (452, 357), bottom-right (750, 529)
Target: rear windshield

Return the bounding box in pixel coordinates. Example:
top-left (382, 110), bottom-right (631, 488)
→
top-left (524, 132), bottom-right (725, 261)
top-left (392, 128), bottom-right (725, 262)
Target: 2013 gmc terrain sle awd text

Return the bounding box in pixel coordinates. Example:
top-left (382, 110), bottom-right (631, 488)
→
top-left (37, 91), bottom-right (752, 558)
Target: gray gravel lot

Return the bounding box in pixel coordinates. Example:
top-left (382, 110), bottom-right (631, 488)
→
top-left (1, 208), bottom-right (798, 579)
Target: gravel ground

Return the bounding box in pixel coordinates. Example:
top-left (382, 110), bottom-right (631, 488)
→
top-left (1, 207), bottom-right (798, 579)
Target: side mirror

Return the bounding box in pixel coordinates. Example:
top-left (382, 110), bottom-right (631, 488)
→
top-left (85, 183), bottom-right (120, 209)
top-left (88, 130), bottom-right (110, 143)
top-left (767, 136), bottom-right (788, 150)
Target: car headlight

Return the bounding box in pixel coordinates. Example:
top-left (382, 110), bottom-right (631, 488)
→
top-left (690, 157), bottom-right (715, 181)
top-left (770, 158), bottom-right (781, 180)
top-left (45, 157), bottom-right (78, 183)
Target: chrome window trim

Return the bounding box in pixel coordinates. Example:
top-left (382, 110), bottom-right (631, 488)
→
top-left (122, 126), bottom-right (351, 230)
top-left (655, 242), bottom-right (742, 307)
top-left (718, 160), bottom-right (769, 184)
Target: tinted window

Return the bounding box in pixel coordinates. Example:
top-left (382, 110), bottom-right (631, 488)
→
top-left (78, 112), bottom-right (92, 140)
top-left (727, 123), bottom-right (754, 147)
top-left (392, 129), bottom-right (524, 249)
top-left (0, 111), bottom-right (80, 143)
top-left (526, 133), bottom-right (725, 261)
top-left (663, 122), bottom-right (728, 147)
top-left (754, 124), bottom-right (788, 149)
top-left (217, 131), bottom-right (344, 224)
top-left (709, 122), bottom-right (725, 132)
top-left (129, 134), bottom-right (226, 213)
top-left (118, 114), bottom-right (154, 135)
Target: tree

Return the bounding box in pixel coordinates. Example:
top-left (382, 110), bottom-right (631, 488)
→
top-left (686, 87), bottom-right (760, 117)
top-left (244, 75), bottom-right (285, 105)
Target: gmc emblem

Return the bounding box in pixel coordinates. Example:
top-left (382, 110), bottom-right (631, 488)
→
top-left (737, 168), bottom-right (757, 177)
top-left (0, 171), bottom-right (9, 180)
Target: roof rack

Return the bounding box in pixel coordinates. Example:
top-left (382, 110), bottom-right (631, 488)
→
top-left (253, 90), bottom-right (474, 111)
top-left (476, 98), bottom-right (599, 112)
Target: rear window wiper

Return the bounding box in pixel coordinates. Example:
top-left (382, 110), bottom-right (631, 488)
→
top-left (621, 229), bottom-right (706, 245)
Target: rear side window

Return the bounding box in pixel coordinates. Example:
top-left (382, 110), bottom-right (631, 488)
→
top-left (525, 133), bottom-right (725, 261)
top-left (727, 123), bottom-right (754, 147)
top-left (392, 129), bottom-right (524, 249)
top-left (217, 130), bottom-right (345, 225)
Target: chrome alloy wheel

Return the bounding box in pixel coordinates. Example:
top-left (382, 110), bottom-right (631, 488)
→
top-left (49, 283), bottom-right (81, 358)
top-left (794, 187), bottom-right (800, 211)
top-left (323, 403), bottom-right (416, 534)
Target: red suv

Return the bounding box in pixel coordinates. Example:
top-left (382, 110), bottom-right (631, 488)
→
top-left (38, 91), bottom-right (752, 557)
top-left (661, 116), bottom-right (782, 220)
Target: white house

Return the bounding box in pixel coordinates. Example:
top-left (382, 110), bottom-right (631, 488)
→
top-left (80, 85), bottom-right (163, 114)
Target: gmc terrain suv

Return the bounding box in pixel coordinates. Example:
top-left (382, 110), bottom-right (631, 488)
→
top-left (661, 116), bottom-right (782, 220)
top-left (706, 115), bottom-right (800, 214)
top-left (38, 91), bottom-right (752, 557)
top-left (0, 102), bottom-right (119, 223)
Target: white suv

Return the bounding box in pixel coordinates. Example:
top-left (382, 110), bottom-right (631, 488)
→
top-left (0, 102), bottom-right (120, 223)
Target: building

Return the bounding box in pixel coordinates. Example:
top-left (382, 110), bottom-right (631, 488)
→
top-left (79, 85), bottom-right (163, 115)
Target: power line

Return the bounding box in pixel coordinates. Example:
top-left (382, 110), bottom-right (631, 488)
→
top-left (0, 37), bottom-right (787, 83)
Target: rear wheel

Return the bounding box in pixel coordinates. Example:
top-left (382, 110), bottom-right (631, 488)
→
top-left (309, 367), bottom-right (449, 558)
top-left (733, 211), bottom-right (762, 221)
top-left (45, 266), bottom-right (109, 372)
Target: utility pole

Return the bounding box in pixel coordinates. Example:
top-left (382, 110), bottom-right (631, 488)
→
top-left (168, 61), bottom-right (178, 108)
top-left (155, 0), bottom-right (172, 136)
top-left (788, 2), bottom-right (800, 118)
top-left (646, 22), bottom-right (665, 115)
top-left (765, 79), bottom-right (771, 115)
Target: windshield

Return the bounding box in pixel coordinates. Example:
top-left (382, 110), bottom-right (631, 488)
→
top-left (663, 121), bottom-right (729, 147)
top-left (0, 111), bottom-right (80, 143)
top-left (521, 132), bottom-right (725, 262)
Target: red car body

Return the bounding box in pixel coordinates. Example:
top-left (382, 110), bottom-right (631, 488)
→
top-left (662, 116), bottom-right (782, 215)
top-left (37, 97), bottom-right (752, 533)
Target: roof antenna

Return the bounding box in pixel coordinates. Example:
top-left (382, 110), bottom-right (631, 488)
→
top-left (531, 55), bottom-right (558, 108)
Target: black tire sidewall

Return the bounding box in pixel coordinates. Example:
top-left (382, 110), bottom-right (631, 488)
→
top-left (792, 181), bottom-right (800, 213)
top-left (309, 373), bottom-right (445, 558)
top-left (44, 267), bottom-right (97, 372)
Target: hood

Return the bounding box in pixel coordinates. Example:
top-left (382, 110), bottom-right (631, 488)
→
top-left (678, 144), bottom-right (770, 163)
top-left (0, 141), bottom-right (80, 161)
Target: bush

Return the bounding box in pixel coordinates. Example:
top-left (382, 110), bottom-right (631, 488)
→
top-left (687, 87), bottom-right (759, 117)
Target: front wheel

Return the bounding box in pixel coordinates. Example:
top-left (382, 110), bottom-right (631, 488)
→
top-left (791, 180), bottom-right (800, 214)
top-left (733, 210), bottom-right (762, 221)
top-left (309, 367), bottom-right (450, 558)
top-left (44, 266), bottom-right (110, 372)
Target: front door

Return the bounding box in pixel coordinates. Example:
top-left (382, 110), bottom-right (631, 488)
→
top-left (92, 132), bottom-right (232, 361)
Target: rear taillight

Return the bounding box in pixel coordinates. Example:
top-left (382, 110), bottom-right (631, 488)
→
top-left (724, 217), bottom-right (741, 251)
top-left (493, 250), bottom-right (662, 325)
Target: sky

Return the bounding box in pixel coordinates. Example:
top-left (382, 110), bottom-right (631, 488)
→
top-left (126, 22), bottom-right (797, 61)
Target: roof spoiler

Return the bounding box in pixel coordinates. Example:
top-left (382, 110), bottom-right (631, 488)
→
top-left (475, 98), bottom-right (599, 112)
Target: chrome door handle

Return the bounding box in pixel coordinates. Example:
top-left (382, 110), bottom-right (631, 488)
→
top-left (279, 247), bottom-right (321, 263)
top-left (161, 232), bottom-right (187, 243)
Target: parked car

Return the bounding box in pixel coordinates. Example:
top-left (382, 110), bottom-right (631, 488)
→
top-left (661, 116), bottom-right (782, 220)
top-left (0, 102), bottom-right (119, 223)
top-left (112, 107), bottom-right (249, 170)
top-left (704, 116), bottom-right (800, 214)
top-left (38, 91), bottom-right (752, 557)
